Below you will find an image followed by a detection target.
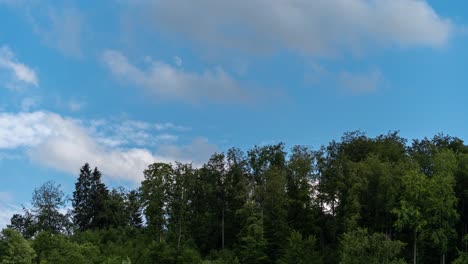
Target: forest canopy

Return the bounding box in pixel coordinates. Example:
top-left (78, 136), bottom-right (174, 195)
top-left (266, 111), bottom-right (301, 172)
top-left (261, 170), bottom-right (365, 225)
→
top-left (1, 131), bottom-right (468, 264)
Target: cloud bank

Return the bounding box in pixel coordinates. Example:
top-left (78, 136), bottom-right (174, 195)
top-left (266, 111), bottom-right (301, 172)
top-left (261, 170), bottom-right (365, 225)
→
top-left (128, 0), bottom-right (453, 56)
top-left (0, 111), bottom-right (217, 182)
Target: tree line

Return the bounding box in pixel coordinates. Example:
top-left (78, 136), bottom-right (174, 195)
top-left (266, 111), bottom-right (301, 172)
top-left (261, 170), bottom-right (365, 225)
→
top-left (1, 131), bottom-right (467, 263)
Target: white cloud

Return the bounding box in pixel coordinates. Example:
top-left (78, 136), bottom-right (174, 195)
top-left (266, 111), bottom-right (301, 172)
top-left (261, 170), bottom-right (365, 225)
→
top-left (129, 0), bottom-right (453, 56)
top-left (0, 45), bottom-right (38, 87)
top-left (0, 111), bottom-right (217, 182)
top-left (101, 50), bottom-right (252, 103)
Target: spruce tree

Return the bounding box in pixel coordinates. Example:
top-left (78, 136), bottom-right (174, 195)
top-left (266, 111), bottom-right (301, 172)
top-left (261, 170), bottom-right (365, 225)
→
top-left (72, 163), bottom-right (110, 230)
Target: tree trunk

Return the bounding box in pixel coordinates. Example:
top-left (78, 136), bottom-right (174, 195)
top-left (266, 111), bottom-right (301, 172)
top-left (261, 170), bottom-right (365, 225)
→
top-left (413, 230), bottom-right (417, 264)
top-left (222, 205), bottom-right (225, 250)
top-left (177, 214), bottom-right (182, 250)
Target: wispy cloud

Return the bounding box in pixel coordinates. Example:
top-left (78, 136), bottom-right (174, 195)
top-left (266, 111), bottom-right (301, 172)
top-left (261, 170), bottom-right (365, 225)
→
top-left (101, 50), bottom-right (253, 103)
top-left (338, 70), bottom-right (383, 94)
top-left (0, 192), bottom-right (20, 228)
top-left (29, 7), bottom-right (84, 58)
top-left (0, 45), bottom-right (38, 87)
top-left (68, 100), bottom-right (84, 112)
top-left (20, 97), bottom-right (41, 112)
top-left (306, 63), bottom-right (384, 94)
top-left (1, 2), bottom-right (84, 58)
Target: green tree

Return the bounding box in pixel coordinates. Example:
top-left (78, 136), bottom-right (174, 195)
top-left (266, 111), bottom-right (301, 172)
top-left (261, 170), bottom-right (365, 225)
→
top-left (286, 146), bottom-right (317, 236)
top-left (126, 190), bottom-right (143, 228)
top-left (72, 163), bottom-right (110, 230)
top-left (105, 187), bottom-right (128, 228)
top-left (141, 162), bottom-right (172, 242)
top-left (0, 228), bottom-right (36, 264)
top-left (393, 169), bottom-right (428, 264)
top-left (277, 231), bottom-right (321, 264)
top-left (8, 210), bottom-right (36, 239)
top-left (31, 181), bottom-right (70, 233)
top-left (424, 150), bottom-right (459, 264)
top-left (236, 200), bottom-right (268, 264)
top-left (339, 228), bottom-right (406, 264)
top-left (224, 148), bottom-right (250, 249)
top-left (188, 154), bottom-right (226, 255)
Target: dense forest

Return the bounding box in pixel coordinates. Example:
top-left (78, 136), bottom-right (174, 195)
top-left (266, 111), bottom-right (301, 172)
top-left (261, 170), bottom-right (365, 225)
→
top-left (1, 131), bottom-right (468, 264)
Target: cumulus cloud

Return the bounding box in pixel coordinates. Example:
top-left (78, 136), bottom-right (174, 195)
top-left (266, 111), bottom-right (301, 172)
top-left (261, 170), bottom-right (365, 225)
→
top-left (0, 111), bottom-right (217, 182)
top-left (101, 50), bottom-right (252, 103)
top-left (0, 45), bottom-right (38, 87)
top-left (127, 0), bottom-right (453, 56)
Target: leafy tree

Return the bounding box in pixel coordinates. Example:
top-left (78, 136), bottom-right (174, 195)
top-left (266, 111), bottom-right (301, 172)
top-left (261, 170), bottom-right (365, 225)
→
top-left (105, 187), bottom-right (128, 228)
top-left (126, 190), bottom-right (143, 228)
top-left (393, 169), bottom-right (428, 264)
top-left (223, 148), bottom-right (250, 249)
top-left (141, 162), bottom-right (172, 242)
top-left (31, 181), bottom-right (70, 233)
top-left (286, 146), bottom-right (317, 236)
top-left (339, 228), bottom-right (406, 264)
top-left (188, 154), bottom-right (226, 255)
top-left (0, 228), bottom-right (36, 264)
top-left (277, 231), bottom-right (321, 264)
top-left (166, 162), bottom-right (194, 251)
top-left (235, 200), bottom-right (268, 264)
top-left (423, 150), bottom-right (459, 264)
top-left (8, 210), bottom-right (36, 239)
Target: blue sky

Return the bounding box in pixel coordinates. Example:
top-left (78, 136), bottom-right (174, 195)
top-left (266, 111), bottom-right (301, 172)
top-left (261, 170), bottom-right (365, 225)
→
top-left (0, 0), bottom-right (468, 226)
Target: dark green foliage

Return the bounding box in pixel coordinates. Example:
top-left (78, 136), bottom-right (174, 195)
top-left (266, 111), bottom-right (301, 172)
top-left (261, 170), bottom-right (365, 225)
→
top-left (235, 200), bottom-right (269, 264)
top-left (8, 211), bottom-right (36, 239)
top-left (72, 164), bottom-right (110, 230)
top-left (277, 231), bottom-right (321, 264)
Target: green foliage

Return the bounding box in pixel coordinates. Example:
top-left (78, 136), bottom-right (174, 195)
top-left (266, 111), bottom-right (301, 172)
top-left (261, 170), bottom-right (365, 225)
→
top-left (277, 231), bottom-right (321, 264)
top-left (32, 231), bottom-right (100, 264)
top-left (0, 228), bottom-right (36, 264)
top-left (203, 249), bottom-right (239, 264)
top-left (235, 200), bottom-right (269, 264)
top-left (339, 228), bottom-right (406, 264)
top-left (4, 132), bottom-right (468, 264)
top-left (31, 181), bottom-right (70, 233)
